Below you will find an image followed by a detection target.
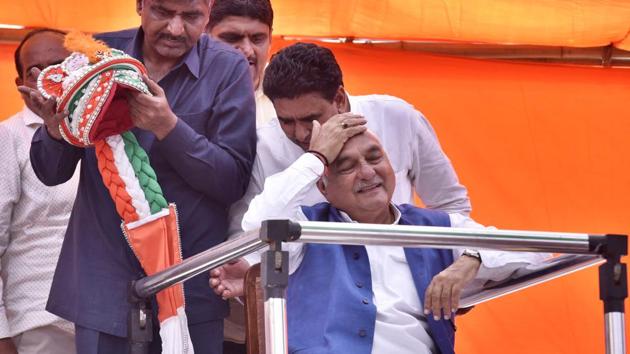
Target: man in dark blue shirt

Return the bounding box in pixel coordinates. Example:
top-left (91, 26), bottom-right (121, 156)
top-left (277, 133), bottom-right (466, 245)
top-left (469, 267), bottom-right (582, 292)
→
top-left (21, 0), bottom-right (256, 352)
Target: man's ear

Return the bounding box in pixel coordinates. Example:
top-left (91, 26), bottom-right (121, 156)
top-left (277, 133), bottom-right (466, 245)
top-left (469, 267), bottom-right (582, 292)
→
top-left (136, 0), bottom-right (143, 15)
top-left (316, 178), bottom-right (327, 196)
top-left (15, 76), bottom-right (23, 88)
top-left (333, 86), bottom-right (348, 113)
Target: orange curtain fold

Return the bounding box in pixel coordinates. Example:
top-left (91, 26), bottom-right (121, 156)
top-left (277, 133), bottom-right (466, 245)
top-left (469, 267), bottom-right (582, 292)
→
top-left (1, 8), bottom-right (629, 353)
top-left (1, 1), bottom-right (630, 49)
top-left (274, 0), bottom-right (630, 49)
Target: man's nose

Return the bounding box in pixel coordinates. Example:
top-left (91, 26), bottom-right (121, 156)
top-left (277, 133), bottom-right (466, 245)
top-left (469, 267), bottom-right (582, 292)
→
top-left (357, 162), bottom-right (376, 179)
top-left (166, 16), bottom-right (185, 36)
top-left (295, 124), bottom-right (311, 143)
top-left (238, 39), bottom-right (254, 58)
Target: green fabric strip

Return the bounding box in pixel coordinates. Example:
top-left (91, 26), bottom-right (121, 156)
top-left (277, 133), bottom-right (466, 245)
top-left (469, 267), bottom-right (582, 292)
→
top-left (121, 131), bottom-right (168, 214)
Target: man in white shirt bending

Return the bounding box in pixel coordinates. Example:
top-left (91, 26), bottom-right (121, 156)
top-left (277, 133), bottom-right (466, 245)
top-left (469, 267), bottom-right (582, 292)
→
top-left (228, 41), bottom-right (472, 238)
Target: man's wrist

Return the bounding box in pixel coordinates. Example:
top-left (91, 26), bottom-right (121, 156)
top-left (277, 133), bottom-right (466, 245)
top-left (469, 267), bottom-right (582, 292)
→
top-left (306, 150), bottom-right (329, 166)
top-left (154, 113), bottom-right (178, 140)
top-left (45, 124), bottom-right (63, 141)
top-left (462, 249), bottom-right (482, 263)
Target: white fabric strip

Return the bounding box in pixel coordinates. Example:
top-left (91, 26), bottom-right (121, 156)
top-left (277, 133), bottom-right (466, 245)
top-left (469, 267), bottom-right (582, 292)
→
top-left (159, 306), bottom-right (194, 354)
top-left (105, 135), bottom-right (152, 220)
top-left (70, 76), bottom-right (101, 136)
top-left (126, 207), bottom-right (169, 230)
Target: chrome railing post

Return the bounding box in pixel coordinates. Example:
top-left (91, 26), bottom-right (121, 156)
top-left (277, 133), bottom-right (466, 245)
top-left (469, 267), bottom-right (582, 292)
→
top-left (260, 220), bottom-right (302, 354)
top-left (597, 235), bottom-right (628, 354)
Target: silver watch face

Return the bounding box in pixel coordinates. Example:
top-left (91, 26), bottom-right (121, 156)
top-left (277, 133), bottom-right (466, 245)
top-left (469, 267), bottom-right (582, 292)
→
top-left (463, 249), bottom-right (481, 260)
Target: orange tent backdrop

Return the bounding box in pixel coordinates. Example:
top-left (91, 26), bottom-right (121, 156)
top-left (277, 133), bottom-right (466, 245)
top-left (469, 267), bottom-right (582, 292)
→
top-left (1, 1), bottom-right (629, 353)
top-left (2, 36), bottom-right (629, 353)
top-left (1, 0), bottom-right (630, 49)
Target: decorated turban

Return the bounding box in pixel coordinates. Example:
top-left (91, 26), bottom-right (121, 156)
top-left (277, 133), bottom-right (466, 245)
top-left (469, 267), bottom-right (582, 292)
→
top-left (37, 32), bottom-right (193, 354)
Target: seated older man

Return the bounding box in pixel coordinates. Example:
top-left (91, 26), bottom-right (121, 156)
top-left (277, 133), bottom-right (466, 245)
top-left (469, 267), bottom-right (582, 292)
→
top-left (212, 130), bottom-right (546, 354)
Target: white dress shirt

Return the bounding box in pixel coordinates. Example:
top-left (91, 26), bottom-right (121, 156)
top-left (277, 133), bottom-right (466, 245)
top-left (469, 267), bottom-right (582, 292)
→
top-left (242, 153), bottom-right (549, 354)
top-left (229, 94), bottom-right (472, 237)
top-left (255, 84), bottom-right (276, 127)
top-left (0, 107), bottom-right (79, 337)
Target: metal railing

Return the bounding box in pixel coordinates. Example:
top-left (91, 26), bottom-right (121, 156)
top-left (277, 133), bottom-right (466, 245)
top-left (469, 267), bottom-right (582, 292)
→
top-left (130, 220), bottom-right (627, 354)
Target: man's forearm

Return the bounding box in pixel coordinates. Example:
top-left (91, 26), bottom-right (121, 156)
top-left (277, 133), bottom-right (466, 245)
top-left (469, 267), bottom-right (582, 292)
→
top-left (241, 153), bottom-right (324, 232)
top-left (30, 126), bottom-right (82, 186)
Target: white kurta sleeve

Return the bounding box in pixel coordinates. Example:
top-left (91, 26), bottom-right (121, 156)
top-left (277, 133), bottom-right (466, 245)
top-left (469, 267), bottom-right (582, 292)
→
top-left (241, 153), bottom-right (325, 273)
top-left (448, 213), bottom-right (551, 293)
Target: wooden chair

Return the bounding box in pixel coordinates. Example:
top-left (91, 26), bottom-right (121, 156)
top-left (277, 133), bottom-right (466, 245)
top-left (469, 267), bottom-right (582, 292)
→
top-left (244, 263), bottom-right (265, 354)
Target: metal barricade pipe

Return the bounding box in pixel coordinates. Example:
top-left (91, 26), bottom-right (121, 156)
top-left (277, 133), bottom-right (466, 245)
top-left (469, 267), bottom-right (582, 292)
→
top-left (133, 229), bottom-right (265, 299)
top-left (460, 254), bottom-right (603, 307)
top-left (295, 221), bottom-right (596, 254)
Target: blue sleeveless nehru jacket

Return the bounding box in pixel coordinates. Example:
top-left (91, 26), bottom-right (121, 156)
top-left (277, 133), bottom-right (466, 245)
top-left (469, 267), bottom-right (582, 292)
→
top-left (287, 203), bottom-right (455, 354)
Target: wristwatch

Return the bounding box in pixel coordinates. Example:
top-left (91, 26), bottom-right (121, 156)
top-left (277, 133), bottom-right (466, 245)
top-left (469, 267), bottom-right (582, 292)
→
top-left (462, 249), bottom-right (482, 262)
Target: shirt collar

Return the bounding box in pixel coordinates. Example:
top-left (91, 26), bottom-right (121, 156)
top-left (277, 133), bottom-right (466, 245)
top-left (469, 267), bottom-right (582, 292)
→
top-left (346, 91), bottom-right (355, 112)
top-left (126, 27), bottom-right (201, 79)
top-left (21, 106), bottom-right (43, 127)
top-left (255, 82), bottom-right (265, 99)
top-left (338, 202), bottom-right (402, 225)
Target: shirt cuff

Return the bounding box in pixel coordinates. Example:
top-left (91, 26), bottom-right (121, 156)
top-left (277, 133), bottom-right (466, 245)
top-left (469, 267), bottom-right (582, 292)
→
top-left (0, 314), bottom-right (10, 338)
top-left (35, 125), bottom-right (72, 150)
top-left (296, 152), bottom-right (326, 177)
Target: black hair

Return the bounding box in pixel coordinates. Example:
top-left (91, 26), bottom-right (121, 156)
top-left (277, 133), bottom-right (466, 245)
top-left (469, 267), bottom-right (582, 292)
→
top-left (208, 0), bottom-right (274, 30)
top-left (14, 28), bottom-right (66, 79)
top-left (263, 42), bottom-right (344, 102)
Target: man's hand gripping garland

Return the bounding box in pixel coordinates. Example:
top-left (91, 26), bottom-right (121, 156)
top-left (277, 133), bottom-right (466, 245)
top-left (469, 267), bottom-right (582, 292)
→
top-left (37, 32), bottom-right (193, 354)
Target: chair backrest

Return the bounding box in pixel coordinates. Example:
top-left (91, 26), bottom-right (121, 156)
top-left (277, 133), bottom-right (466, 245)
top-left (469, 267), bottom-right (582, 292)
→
top-left (244, 263), bottom-right (265, 354)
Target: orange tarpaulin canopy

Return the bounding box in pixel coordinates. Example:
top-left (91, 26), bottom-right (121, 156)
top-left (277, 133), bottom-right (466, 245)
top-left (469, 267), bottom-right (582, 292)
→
top-left (1, 0), bottom-right (630, 49)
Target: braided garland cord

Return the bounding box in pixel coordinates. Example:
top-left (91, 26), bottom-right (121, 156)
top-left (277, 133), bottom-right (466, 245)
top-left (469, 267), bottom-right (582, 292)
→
top-left (95, 131), bottom-right (168, 223)
top-left (120, 131), bottom-right (168, 214)
top-left (95, 139), bottom-right (140, 223)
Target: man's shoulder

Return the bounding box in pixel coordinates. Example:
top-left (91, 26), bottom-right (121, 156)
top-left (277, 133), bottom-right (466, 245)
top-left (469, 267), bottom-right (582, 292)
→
top-left (256, 119), bottom-right (293, 149)
top-left (95, 28), bottom-right (137, 49)
top-left (256, 118), bottom-right (283, 138)
top-left (196, 34), bottom-right (248, 68)
top-left (252, 119), bottom-right (303, 175)
top-left (351, 94), bottom-right (423, 126)
top-left (351, 94), bottom-right (416, 111)
top-left (0, 111), bottom-right (26, 134)
top-left (0, 112), bottom-right (28, 157)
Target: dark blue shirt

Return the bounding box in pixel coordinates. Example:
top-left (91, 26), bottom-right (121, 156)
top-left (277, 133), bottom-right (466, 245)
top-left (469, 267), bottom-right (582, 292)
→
top-left (30, 28), bottom-right (256, 337)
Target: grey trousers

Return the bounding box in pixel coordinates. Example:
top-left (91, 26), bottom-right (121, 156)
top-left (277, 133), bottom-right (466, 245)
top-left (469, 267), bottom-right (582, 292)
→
top-left (13, 325), bottom-right (76, 354)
